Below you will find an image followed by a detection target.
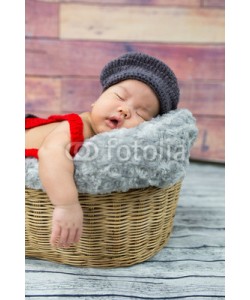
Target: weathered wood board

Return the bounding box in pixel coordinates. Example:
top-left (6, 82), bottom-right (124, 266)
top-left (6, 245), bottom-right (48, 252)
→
top-left (40, 0), bottom-right (202, 7)
top-left (38, 0), bottom-right (224, 8)
top-left (60, 4), bottom-right (224, 43)
top-left (25, 39), bottom-right (225, 81)
top-left (25, 76), bottom-right (224, 116)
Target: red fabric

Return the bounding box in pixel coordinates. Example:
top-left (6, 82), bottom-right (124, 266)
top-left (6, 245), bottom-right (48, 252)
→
top-left (25, 114), bottom-right (84, 159)
top-left (25, 148), bottom-right (39, 159)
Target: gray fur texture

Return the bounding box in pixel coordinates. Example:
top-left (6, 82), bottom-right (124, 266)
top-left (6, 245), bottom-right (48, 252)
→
top-left (25, 109), bottom-right (198, 194)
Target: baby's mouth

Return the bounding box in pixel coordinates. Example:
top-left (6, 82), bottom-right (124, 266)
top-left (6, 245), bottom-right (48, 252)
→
top-left (106, 116), bottom-right (122, 129)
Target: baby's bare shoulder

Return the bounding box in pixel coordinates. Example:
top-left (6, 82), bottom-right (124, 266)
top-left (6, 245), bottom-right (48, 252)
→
top-left (25, 121), bottom-right (69, 150)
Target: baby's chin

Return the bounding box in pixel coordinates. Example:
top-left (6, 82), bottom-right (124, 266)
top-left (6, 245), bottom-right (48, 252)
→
top-left (94, 125), bottom-right (113, 135)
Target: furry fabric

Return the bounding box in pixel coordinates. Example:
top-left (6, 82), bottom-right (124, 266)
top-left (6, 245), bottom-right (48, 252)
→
top-left (25, 109), bottom-right (198, 194)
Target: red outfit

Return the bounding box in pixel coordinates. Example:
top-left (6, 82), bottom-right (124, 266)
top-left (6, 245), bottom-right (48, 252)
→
top-left (25, 113), bottom-right (84, 159)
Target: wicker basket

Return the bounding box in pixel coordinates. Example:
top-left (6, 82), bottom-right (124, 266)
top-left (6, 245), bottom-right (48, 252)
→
top-left (25, 182), bottom-right (181, 267)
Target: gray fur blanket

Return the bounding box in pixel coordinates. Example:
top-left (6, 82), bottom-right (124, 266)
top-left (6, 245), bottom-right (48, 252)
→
top-left (25, 109), bottom-right (198, 194)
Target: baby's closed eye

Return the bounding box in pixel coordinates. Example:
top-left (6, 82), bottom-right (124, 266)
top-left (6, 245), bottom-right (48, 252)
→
top-left (136, 108), bottom-right (150, 121)
top-left (136, 111), bottom-right (146, 120)
top-left (114, 93), bottom-right (125, 101)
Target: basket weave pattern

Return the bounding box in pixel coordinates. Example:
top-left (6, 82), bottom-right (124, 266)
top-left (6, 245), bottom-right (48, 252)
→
top-left (25, 182), bottom-right (181, 267)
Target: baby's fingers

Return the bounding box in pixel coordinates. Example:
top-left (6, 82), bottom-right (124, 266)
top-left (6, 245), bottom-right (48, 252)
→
top-left (58, 227), bottom-right (70, 248)
top-left (74, 228), bottom-right (82, 244)
top-left (66, 228), bottom-right (78, 245)
top-left (50, 225), bottom-right (61, 247)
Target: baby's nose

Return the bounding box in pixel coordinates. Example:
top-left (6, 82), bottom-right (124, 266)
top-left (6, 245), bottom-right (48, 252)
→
top-left (118, 106), bottom-right (130, 119)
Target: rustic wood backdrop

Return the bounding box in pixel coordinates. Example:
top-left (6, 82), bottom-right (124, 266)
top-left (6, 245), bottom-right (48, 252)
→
top-left (25, 0), bottom-right (225, 163)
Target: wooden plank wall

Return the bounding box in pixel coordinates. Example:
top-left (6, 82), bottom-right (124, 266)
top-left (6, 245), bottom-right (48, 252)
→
top-left (25, 0), bottom-right (225, 163)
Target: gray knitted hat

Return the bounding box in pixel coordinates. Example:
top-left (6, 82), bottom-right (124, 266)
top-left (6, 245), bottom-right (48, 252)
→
top-left (100, 52), bottom-right (180, 115)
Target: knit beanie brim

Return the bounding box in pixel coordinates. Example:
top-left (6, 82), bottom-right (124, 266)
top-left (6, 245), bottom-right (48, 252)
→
top-left (100, 52), bottom-right (180, 115)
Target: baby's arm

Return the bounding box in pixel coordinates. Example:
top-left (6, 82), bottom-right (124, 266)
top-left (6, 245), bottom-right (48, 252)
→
top-left (38, 121), bottom-right (83, 248)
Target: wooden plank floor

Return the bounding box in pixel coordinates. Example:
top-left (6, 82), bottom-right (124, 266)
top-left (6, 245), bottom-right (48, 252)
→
top-left (25, 161), bottom-right (225, 299)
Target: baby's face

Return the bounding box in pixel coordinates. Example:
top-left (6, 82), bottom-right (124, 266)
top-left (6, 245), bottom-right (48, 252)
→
top-left (89, 79), bottom-right (160, 134)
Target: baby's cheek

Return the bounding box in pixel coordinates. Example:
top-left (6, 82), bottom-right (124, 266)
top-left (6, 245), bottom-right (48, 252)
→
top-left (129, 118), bottom-right (144, 129)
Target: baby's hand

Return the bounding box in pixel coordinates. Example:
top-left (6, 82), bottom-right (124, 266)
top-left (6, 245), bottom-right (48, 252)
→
top-left (50, 202), bottom-right (83, 248)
